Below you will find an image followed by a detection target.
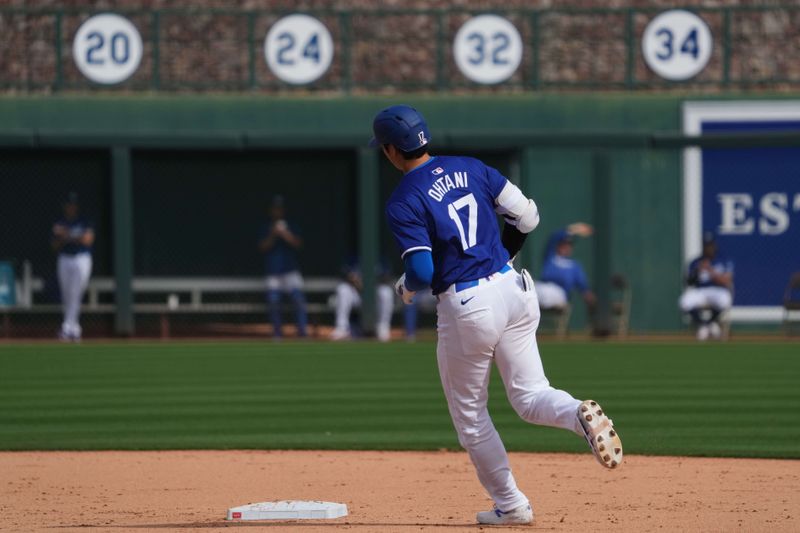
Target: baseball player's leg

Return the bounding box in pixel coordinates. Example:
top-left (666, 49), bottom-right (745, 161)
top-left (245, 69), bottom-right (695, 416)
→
top-left (706, 287), bottom-right (732, 310)
top-left (57, 255), bottom-right (71, 337)
top-left (494, 275), bottom-right (582, 434)
top-left (72, 254), bottom-right (92, 338)
top-left (265, 275), bottom-right (283, 337)
top-left (284, 271), bottom-right (308, 337)
top-left (679, 287), bottom-right (710, 329)
top-left (332, 283), bottom-right (360, 338)
top-left (705, 287), bottom-right (732, 338)
top-left (497, 273), bottom-right (622, 468)
top-left (376, 283), bottom-right (393, 341)
top-left (534, 281), bottom-right (568, 309)
top-left (436, 291), bottom-right (529, 512)
top-left (60, 255), bottom-right (84, 337)
top-left (679, 287), bottom-right (709, 313)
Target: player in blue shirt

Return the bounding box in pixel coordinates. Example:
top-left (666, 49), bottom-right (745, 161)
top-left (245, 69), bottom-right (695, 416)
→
top-left (51, 192), bottom-right (94, 341)
top-left (679, 232), bottom-right (734, 340)
top-left (375, 105), bottom-right (623, 525)
top-left (535, 223), bottom-right (596, 311)
top-left (258, 195), bottom-right (307, 338)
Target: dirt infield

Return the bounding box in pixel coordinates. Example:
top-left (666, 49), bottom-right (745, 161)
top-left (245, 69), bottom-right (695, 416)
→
top-left (1, 451), bottom-right (798, 532)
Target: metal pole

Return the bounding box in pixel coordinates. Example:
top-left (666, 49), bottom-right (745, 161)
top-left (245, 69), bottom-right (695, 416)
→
top-left (247, 12), bottom-right (256, 90)
top-left (357, 147), bottom-right (379, 336)
top-left (54, 11), bottom-right (63, 91)
top-left (531, 11), bottom-right (541, 90)
top-left (111, 147), bottom-right (134, 336)
top-left (625, 9), bottom-right (635, 89)
top-left (340, 12), bottom-right (352, 94)
top-left (722, 8), bottom-right (731, 87)
top-left (151, 11), bottom-right (160, 90)
top-left (436, 11), bottom-right (445, 91)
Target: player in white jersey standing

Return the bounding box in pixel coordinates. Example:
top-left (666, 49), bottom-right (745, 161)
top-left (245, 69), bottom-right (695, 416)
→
top-left (374, 105), bottom-right (623, 525)
top-left (52, 192), bottom-right (94, 342)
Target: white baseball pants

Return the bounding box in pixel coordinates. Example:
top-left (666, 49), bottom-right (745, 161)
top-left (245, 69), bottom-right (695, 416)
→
top-left (533, 280), bottom-right (568, 309)
top-left (679, 286), bottom-right (733, 312)
top-left (265, 270), bottom-right (304, 292)
top-left (436, 268), bottom-right (583, 512)
top-left (57, 253), bottom-right (92, 337)
top-left (333, 282), bottom-right (394, 339)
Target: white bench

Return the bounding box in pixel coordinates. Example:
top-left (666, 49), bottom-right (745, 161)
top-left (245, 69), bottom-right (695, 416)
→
top-left (4, 271), bottom-right (341, 337)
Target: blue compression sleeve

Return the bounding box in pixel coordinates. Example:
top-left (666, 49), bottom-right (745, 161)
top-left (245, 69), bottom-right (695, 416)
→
top-left (404, 250), bottom-right (434, 291)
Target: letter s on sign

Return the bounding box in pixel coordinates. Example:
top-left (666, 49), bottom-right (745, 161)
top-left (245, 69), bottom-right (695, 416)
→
top-left (759, 193), bottom-right (789, 235)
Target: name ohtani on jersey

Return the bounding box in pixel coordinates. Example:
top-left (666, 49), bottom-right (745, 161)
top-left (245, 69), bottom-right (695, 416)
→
top-left (428, 171), bottom-right (469, 202)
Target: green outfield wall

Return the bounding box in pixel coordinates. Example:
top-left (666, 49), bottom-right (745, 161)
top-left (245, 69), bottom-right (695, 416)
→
top-left (0, 94), bottom-right (742, 332)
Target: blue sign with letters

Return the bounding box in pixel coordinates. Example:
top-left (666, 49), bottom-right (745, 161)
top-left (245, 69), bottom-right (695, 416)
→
top-left (683, 102), bottom-right (800, 321)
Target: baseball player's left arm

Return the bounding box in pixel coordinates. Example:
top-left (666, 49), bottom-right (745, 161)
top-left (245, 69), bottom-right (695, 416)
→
top-left (386, 201), bottom-right (433, 304)
top-left (79, 227), bottom-right (95, 247)
top-left (395, 251), bottom-right (433, 304)
top-left (494, 180), bottom-right (540, 259)
top-left (711, 267), bottom-right (733, 288)
top-left (276, 223), bottom-right (303, 249)
top-left (52, 223), bottom-right (68, 252)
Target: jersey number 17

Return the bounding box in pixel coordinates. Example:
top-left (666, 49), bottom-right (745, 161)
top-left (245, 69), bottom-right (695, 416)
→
top-left (448, 193), bottom-right (478, 251)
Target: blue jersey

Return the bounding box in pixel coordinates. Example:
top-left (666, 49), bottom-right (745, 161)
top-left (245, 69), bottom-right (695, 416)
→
top-left (386, 155), bottom-right (510, 294)
top-left (53, 217), bottom-right (93, 255)
top-left (540, 228), bottom-right (589, 295)
top-left (260, 221), bottom-right (301, 275)
top-left (686, 254), bottom-right (733, 288)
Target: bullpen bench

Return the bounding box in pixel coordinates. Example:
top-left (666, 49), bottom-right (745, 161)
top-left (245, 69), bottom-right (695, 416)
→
top-left (3, 276), bottom-right (341, 338)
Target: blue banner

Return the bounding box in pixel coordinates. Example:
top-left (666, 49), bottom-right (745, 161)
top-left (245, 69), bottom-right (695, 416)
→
top-left (701, 121), bottom-right (800, 307)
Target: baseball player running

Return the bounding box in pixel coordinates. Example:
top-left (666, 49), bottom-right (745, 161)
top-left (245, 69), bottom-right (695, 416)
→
top-left (373, 105), bottom-right (622, 525)
top-left (51, 192), bottom-right (94, 342)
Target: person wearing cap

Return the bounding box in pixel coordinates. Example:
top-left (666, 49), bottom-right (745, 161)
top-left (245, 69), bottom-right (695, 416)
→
top-left (258, 195), bottom-right (307, 338)
top-left (374, 104), bottom-right (623, 525)
top-left (679, 232), bottom-right (734, 340)
top-left (534, 222), bottom-right (596, 312)
top-left (51, 192), bottom-right (94, 341)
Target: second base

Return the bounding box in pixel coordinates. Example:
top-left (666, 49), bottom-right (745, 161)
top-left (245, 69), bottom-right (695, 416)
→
top-left (227, 500), bottom-right (348, 521)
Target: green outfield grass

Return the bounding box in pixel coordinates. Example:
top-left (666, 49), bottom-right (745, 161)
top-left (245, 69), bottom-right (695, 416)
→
top-left (0, 341), bottom-right (797, 458)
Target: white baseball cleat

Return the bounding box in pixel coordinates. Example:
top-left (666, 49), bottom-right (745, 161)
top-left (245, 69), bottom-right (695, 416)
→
top-left (578, 399), bottom-right (623, 469)
top-left (329, 328), bottom-right (350, 341)
top-left (376, 323), bottom-right (391, 342)
top-left (696, 324), bottom-right (710, 341)
top-left (708, 321), bottom-right (722, 340)
top-left (476, 503), bottom-right (533, 525)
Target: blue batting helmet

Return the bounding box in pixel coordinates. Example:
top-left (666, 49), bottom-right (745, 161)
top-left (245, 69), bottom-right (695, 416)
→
top-left (368, 105), bottom-right (430, 152)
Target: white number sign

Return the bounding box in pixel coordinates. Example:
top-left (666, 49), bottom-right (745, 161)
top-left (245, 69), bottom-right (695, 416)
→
top-left (453, 15), bottom-right (522, 85)
top-left (265, 14), bottom-right (334, 85)
top-left (72, 14), bottom-right (143, 85)
top-left (642, 10), bottom-right (712, 81)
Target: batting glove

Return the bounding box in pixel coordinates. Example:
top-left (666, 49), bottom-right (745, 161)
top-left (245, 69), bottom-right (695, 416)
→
top-left (394, 274), bottom-right (416, 305)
